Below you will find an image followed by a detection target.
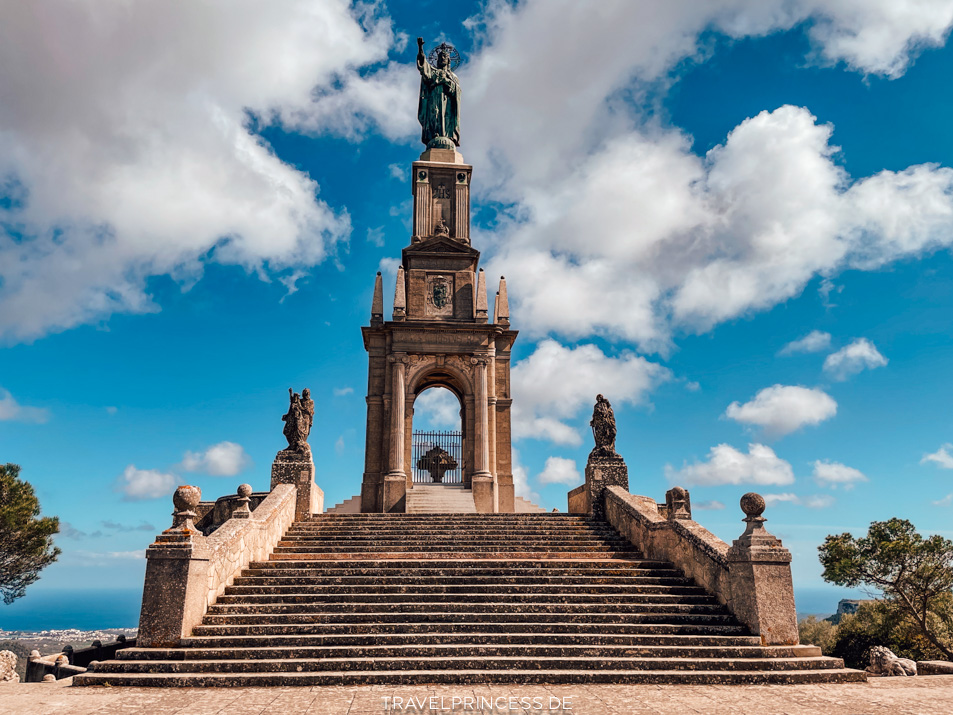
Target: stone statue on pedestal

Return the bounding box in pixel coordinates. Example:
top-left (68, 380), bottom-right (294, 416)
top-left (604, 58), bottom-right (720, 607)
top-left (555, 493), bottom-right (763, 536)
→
top-left (416, 37), bottom-right (461, 149)
top-left (590, 394), bottom-right (618, 458)
top-left (281, 388), bottom-right (312, 456)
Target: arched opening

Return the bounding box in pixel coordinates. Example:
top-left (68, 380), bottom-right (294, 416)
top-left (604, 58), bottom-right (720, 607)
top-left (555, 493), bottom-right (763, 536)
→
top-left (411, 385), bottom-right (464, 484)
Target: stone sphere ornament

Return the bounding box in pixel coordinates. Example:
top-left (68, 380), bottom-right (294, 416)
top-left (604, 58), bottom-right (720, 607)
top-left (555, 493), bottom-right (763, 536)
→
top-left (237, 483), bottom-right (252, 499)
top-left (173, 485), bottom-right (202, 512)
top-left (740, 492), bottom-right (766, 519)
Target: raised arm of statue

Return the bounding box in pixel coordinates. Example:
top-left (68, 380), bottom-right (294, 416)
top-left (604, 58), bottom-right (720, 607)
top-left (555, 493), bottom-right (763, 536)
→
top-left (416, 36), bottom-right (431, 79)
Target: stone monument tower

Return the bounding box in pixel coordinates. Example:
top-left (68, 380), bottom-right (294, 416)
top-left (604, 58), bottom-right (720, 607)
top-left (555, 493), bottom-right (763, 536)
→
top-left (360, 39), bottom-right (518, 513)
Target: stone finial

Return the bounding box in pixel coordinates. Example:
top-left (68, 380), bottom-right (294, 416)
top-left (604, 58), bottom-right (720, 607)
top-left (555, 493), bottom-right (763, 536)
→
top-left (55, 654), bottom-right (68, 665)
top-left (665, 486), bottom-right (692, 520)
top-left (233, 483), bottom-right (252, 519)
top-left (371, 271), bottom-right (384, 326)
top-left (475, 269), bottom-right (488, 322)
top-left (393, 266), bottom-right (406, 321)
top-left (43, 674), bottom-right (56, 682)
top-left (731, 492), bottom-right (784, 551)
top-left (165, 485), bottom-right (201, 534)
top-left (495, 276), bottom-right (509, 326)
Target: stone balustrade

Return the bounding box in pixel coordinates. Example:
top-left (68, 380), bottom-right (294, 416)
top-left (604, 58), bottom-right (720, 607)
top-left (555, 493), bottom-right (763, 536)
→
top-left (137, 482), bottom-right (299, 648)
top-left (603, 485), bottom-right (798, 646)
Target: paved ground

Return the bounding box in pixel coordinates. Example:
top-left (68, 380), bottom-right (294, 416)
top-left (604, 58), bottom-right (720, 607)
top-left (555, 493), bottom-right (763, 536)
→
top-left (2, 677), bottom-right (953, 715)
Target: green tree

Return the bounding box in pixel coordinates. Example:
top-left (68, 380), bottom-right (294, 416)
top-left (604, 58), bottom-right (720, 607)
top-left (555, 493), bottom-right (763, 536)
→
top-left (0, 463), bottom-right (60, 604)
top-left (819, 518), bottom-right (953, 660)
top-left (797, 615), bottom-right (838, 655)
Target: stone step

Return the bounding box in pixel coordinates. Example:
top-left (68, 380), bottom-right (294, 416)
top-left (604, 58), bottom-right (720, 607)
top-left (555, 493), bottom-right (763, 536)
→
top-left (230, 578), bottom-right (708, 593)
top-left (73, 667), bottom-right (868, 687)
top-left (179, 633), bottom-right (766, 649)
top-left (205, 602), bottom-right (731, 616)
top-left (190, 622), bottom-right (753, 637)
top-left (266, 551), bottom-right (642, 560)
top-left (87, 655), bottom-right (849, 675)
top-left (216, 592), bottom-right (720, 605)
top-left (117, 643), bottom-right (817, 661)
top-left (245, 559), bottom-right (672, 571)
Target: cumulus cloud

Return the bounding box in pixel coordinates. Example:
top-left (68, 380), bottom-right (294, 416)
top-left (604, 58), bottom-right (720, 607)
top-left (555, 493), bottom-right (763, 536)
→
top-left (694, 500), bottom-right (726, 511)
top-left (779, 330), bottom-right (832, 355)
top-left (763, 492), bottom-right (836, 509)
top-left (0, 1), bottom-right (404, 342)
top-left (823, 338), bottom-right (889, 380)
top-left (181, 441), bottom-right (250, 477)
top-left (115, 465), bottom-right (180, 501)
top-left (666, 443), bottom-right (795, 487)
top-left (511, 339), bottom-right (669, 445)
top-left (414, 388), bottom-right (461, 429)
top-left (812, 459), bottom-right (868, 488)
top-left (0, 387), bottom-right (49, 423)
top-left (511, 448), bottom-right (541, 505)
top-left (934, 493), bottom-right (953, 506)
top-left (725, 385), bottom-right (837, 437)
top-left (922, 443), bottom-right (953, 469)
top-left (537, 457), bottom-right (582, 486)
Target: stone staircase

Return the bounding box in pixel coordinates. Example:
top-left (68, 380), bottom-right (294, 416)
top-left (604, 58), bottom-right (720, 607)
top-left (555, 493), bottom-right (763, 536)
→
top-left (75, 513), bottom-right (865, 686)
top-left (406, 483), bottom-right (477, 513)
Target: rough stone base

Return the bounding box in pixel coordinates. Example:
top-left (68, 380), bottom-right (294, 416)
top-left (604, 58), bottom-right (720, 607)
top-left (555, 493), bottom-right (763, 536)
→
top-left (271, 452), bottom-right (322, 519)
top-left (584, 453), bottom-right (629, 520)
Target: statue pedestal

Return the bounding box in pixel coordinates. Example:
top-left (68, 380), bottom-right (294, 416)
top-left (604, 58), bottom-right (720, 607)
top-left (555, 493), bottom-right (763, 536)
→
top-left (584, 449), bottom-right (629, 521)
top-left (271, 451), bottom-right (323, 520)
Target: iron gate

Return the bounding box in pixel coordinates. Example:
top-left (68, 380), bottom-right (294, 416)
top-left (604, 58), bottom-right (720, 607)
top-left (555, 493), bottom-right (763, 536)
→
top-left (412, 430), bottom-right (463, 483)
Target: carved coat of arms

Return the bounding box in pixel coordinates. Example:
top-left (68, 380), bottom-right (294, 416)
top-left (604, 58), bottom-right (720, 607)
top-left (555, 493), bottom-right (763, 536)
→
top-left (426, 274), bottom-right (453, 315)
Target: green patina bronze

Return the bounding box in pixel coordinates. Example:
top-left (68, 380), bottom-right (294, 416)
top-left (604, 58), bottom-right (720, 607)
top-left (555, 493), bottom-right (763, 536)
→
top-left (416, 37), bottom-right (461, 149)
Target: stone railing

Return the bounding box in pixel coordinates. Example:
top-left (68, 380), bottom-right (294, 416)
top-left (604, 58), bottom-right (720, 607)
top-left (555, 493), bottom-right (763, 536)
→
top-left (602, 485), bottom-right (799, 646)
top-left (137, 481), bottom-right (299, 648)
top-left (25, 635), bottom-right (137, 682)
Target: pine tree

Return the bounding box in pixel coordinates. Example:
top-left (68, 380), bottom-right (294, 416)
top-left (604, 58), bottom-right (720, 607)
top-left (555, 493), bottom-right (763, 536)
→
top-left (0, 463), bottom-right (60, 604)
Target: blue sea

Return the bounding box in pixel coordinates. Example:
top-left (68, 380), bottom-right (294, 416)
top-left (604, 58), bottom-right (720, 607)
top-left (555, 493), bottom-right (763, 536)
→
top-left (0, 589), bottom-right (141, 632)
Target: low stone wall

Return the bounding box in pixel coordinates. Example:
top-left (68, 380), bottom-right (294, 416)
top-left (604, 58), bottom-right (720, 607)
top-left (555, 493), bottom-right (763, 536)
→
top-left (604, 485), bottom-right (798, 646)
top-left (605, 486), bottom-right (731, 605)
top-left (137, 483), bottom-right (298, 648)
top-left (567, 484), bottom-right (588, 514)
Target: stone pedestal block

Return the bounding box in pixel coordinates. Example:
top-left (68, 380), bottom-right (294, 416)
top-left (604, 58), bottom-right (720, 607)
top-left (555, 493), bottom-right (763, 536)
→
top-left (584, 452), bottom-right (629, 520)
top-left (271, 452), bottom-right (322, 520)
top-left (497, 473), bottom-right (514, 513)
top-left (471, 473), bottom-right (494, 513)
top-left (383, 473), bottom-right (407, 513)
top-left (726, 493), bottom-right (798, 646)
top-left (137, 535), bottom-right (210, 648)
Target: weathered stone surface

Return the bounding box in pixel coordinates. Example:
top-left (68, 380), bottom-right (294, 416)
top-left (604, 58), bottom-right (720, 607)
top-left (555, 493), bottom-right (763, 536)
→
top-left (584, 454), bottom-right (629, 521)
top-left (271, 452), bottom-right (323, 520)
top-left (918, 660), bottom-right (953, 675)
top-left (0, 650), bottom-right (19, 683)
top-left (137, 484), bottom-right (298, 648)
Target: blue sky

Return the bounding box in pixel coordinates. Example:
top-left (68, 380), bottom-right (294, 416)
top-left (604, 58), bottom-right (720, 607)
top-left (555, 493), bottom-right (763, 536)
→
top-left (3, 1), bottom-right (953, 623)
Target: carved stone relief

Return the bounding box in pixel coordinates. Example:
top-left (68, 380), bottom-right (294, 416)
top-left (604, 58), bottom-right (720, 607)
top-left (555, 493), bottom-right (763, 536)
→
top-left (426, 274), bottom-right (454, 316)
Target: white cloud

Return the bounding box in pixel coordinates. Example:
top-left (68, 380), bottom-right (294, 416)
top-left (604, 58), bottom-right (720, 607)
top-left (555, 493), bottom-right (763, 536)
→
top-left (812, 459), bottom-right (868, 488)
top-left (0, 387), bottom-right (49, 423)
top-left (181, 441), bottom-right (250, 477)
top-left (725, 385), bottom-right (837, 437)
top-left (115, 465), bottom-right (180, 501)
top-left (922, 443), bottom-right (953, 469)
top-left (823, 338), bottom-right (889, 380)
top-left (366, 227), bottom-right (385, 247)
top-left (694, 500), bottom-right (726, 511)
top-left (511, 448), bottom-right (541, 505)
top-left (511, 339), bottom-right (669, 445)
top-left (666, 443), bottom-right (795, 487)
top-left (763, 492), bottom-right (836, 509)
top-left (333, 386), bottom-right (355, 396)
top-left (934, 493), bottom-right (953, 506)
top-left (72, 549), bottom-right (147, 566)
top-left (779, 330), bottom-right (832, 355)
top-left (537, 457), bottom-right (582, 486)
top-left (105, 406), bottom-right (118, 416)
top-left (0, 1), bottom-right (403, 342)
top-left (414, 387), bottom-right (461, 429)
top-left (335, 435), bottom-right (345, 455)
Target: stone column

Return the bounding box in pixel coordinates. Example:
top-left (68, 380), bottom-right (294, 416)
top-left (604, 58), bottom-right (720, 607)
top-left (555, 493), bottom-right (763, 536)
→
top-left (726, 493), bottom-right (799, 646)
top-left (383, 355), bottom-right (408, 512)
top-left (471, 356), bottom-right (494, 512)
